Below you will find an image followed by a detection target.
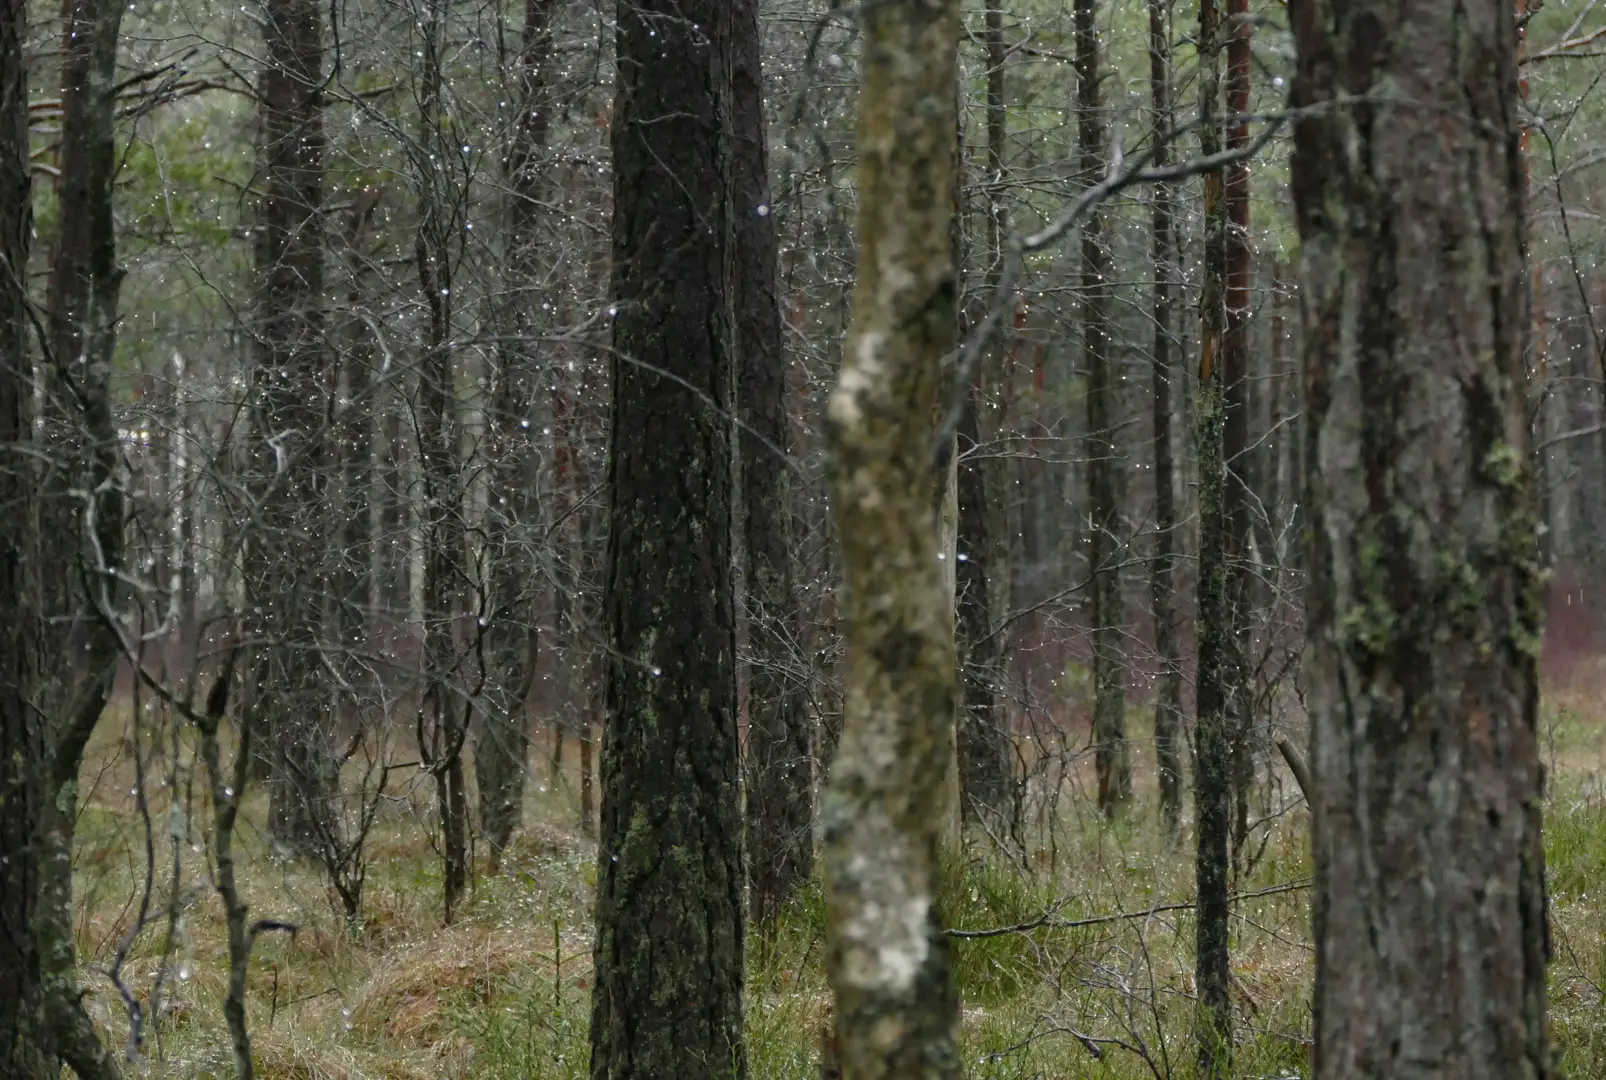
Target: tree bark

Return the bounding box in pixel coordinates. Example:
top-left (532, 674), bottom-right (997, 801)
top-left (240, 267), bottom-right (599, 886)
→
top-left (1193, 0), bottom-right (1234, 1065)
top-left (1291, 0), bottom-right (1550, 1073)
top-left (955, 0), bottom-right (1013, 831)
top-left (1224, 0), bottom-right (1256, 865)
top-left (735, 0), bottom-right (813, 928)
top-left (251, 0), bottom-right (332, 855)
top-left (1148, 0), bottom-right (1185, 836)
top-left (0, 0), bottom-right (129, 1070)
top-left (413, 0), bottom-right (470, 924)
top-left (1077, 0), bottom-right (1130, 817)
top-left (0, 0), bottom-right (43, 1069)
top-left (588, 0), bottom-right (745, 1073)
top-left (820, 0), bottom-right (964, 1073)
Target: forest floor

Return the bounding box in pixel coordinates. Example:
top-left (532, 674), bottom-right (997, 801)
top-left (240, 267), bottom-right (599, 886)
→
top-left (68, 658), bottom-right (1606, 1080)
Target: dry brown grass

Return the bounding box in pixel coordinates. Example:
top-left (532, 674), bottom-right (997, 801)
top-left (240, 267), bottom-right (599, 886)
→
top-left (59, 657), bottom-right (1606, 1079)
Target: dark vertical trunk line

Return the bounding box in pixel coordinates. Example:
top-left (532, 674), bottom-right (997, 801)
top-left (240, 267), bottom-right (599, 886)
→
top-left (1148, 0), bottom-right (1185, 836)
top-left (13, 0), bottom-right (130, 1072)
top-left (1194, 0), bottom-right (1233, 1067)
top-left (413, 0), bottom-right (469, 923)
top-left (734, 0), bottom-right (813, 928)
top-left (253, 0), bottom-right (331, 855)
top-left (590, 0), bottom-right (745, 1073)
top-left (0, 0), bottom-right (41, 1071)
top-left (1077, 0), bottom-right (1131, 817)
top-left (955, 0), bottom-right (1014, 833)
top-left (956, 384), bottom-right (1007, 825)
top-left (1224, 0), bottom-right (1256, 868)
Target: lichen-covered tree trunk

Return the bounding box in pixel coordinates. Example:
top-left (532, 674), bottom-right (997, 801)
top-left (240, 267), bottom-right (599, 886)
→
top-left (1147, 0), bottom-right (1185, 836)
top-left (820, 0), bottom-right (963, 1073)
top-left (1290, 0), bottom-right (1550, 1072)
top-left (735, 0), bottom-right (813, 928)
top-left (588, 0), bottom-right (745, 1073)
top-left (251, 0), bottom-right (332, 855)
top-left (1193, 0), bottom-right (1233, 1065)
top-left (1076, 0), bottom-right (1130, 817)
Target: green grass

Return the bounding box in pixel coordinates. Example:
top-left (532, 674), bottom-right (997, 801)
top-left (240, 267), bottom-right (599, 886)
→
top-left (56, 690), bottom-right (1606, 1080)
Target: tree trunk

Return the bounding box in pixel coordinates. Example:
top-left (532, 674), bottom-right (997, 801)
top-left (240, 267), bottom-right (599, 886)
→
top-left (476, 0), bottom-right (557, 868)
top-left (1224, 0), bottom-right (1256, 866)
top-left (956, 0), bottom-right (1013, 831)
top-left (820, 0), bottom-right (964, 1073)
top-left (414, 0), bottom-right (470, 923)
top-left (1193, 0), bottom-right (1234, 1065)
top-left (956, 385), bottom-right (1008, 827)
top-left (0, 0), bottom-right (128, 1070)
top-left (1148, 0), bottom-right (1185, 836)
top-left (735, 0), bottom-right (813, 928)
top-left (0, 0), bottom-right (43, 1068)
top-left (588, 0), bottom-right (745, 1073)
top-left (252, 0), bottom-right (332, 856)
top-left (1290, 0), bottom-right (1550, 1073)
top-left (1076, 0), bottom-right (1130, 817)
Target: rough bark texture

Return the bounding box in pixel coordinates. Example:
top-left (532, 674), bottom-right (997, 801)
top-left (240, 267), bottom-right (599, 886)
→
top-left (1290, 0), bottom-right (1550, 1073)
top-left (3, 0), bottom-right (131, 1072)
top-left (1193, 0), bottom-right (1233, 1066)
top-left (1148, 0), bottom-right (1185, 836)
top-left (251, 0), bottom-right (332, 855)
top-left (735, 0), bottom-right (813, 928)
top-left (0, 0), bottom-right (41, 1068)
top-left (588, 0), bottom-right (746, 1074)
top-left (820, 0), bottom-right (963, 1073)
top-left (1076, 0), bottom-right (1130, 816)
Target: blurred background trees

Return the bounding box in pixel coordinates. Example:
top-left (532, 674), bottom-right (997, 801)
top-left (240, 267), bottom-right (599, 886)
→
top-left (2, 0), bottom-right (1603, 1072)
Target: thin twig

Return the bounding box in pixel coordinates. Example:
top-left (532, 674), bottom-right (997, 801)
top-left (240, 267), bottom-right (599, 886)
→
top-left (945, 878), bottom-right (1312, 938)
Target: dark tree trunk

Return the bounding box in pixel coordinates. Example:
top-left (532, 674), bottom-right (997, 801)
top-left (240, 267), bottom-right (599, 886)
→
top-left (1148, 0), bottom-right (1185, 836)
top-left (252, 0), bottom-right (331, 855)
top-left (0, 0), bottom-right (129, 1071)
top-left (955, 0), bottom-right (1013, 831)
top-left (1076, 0), bottom-right (1130, 816)
top-left (588, 0), bottom-right (745, 1073)
top-left (956, 386), bottom-right (1008, 826)
top-left (0, 1), bottom-right (42, 1069)
top-left (413, 0), bottom-right (470, 923)
top-left (1193, 0), bottom-right (1233, 1065)
top-left (734, 0), bottom-right (813, 928)
top-left (477, 0), bottom-right (557, 868)
top-left (1224, 0), bottom-right (1256, 866)
top-left (1291, 0), bottom-right (1550, 1072)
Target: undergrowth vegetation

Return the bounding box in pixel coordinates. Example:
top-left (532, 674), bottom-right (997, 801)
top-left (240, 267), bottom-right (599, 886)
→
top-left (67, 661), bottom-right (1606, 1079)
